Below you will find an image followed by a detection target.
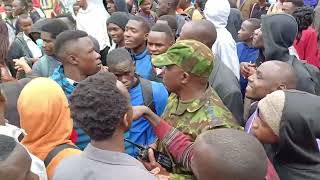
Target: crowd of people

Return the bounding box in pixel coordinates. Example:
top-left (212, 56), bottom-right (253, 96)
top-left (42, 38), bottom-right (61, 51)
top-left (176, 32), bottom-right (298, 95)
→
top-left (0, 0), bottom-right (320, 179)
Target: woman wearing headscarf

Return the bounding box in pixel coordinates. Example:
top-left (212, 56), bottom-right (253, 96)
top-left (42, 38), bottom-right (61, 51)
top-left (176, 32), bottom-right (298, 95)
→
top-left (18, 78), bottom-right (81, 180)
top-left (251, 90), bottom-right (320, 180)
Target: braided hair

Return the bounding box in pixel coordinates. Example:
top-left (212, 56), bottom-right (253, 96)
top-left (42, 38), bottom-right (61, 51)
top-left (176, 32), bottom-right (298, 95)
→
top-left (292, 6), bottom-right (314, 42)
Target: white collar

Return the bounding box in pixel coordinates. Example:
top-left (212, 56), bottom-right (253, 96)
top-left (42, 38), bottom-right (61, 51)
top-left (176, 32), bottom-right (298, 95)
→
top-left (66, 78), bottom-right (78, 86)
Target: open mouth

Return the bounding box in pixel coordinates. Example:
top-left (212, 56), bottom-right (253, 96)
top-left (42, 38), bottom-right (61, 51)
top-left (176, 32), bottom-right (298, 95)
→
top-left (125, 39), bottom-right (133, 44)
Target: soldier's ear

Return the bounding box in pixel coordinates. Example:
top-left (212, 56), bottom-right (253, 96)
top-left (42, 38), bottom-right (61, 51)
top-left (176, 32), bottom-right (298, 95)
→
top-left (181, 72), bottom-right (190, 84)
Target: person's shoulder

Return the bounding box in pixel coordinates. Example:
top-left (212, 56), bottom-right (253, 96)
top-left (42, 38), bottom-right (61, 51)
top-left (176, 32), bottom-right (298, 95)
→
top-left (206, 87), bottom-right (235, 113)
top-left (303, 27), bottom-right (318, 36)
top-left (150, 81), bottom-right (166, 91)
top-left (205, 88), bottom-right (240, 129)
top-left (236, 41), bottom-right (246, 47)
top-left (52, 151), bottom-right (83, 180)
top-left (33, 55), bottom-right (47, 66)
top-left (51, 148), bottom-right (82, 168)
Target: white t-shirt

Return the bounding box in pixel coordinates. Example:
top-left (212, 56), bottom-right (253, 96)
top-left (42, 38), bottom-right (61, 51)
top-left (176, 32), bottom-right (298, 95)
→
top-left (23, 33), bottom-right (42, 59)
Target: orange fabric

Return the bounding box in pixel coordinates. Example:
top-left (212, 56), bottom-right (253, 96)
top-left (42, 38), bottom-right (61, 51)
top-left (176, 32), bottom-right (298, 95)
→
top-left (46, 148), bottom-right (82, 180)
top-left (18, 77), bottom-right (74, 160)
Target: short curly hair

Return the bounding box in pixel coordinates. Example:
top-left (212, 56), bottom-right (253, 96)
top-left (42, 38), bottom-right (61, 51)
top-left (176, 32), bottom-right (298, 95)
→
top-left (70, 72), bottom-right (129, 141)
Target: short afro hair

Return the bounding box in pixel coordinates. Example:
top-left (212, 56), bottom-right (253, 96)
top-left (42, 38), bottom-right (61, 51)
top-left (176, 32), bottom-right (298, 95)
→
top-left (151, 23), bottom-right (174, 40)
top-left (70, 72), bottom-right (129, 141)
top-left (284, 0), bottom-right (304, 7)
top-left (18, 14), bottom-right (31, 25)
top-left (0, 135), bottom-right (17, 161)
top-left (41, 19), bottom-right (69, 39)
top-left (157, 15), bottom-right (178, 33)
top-left (196, 129), bottom-right (267, 180)
top-left (129, 15), bottom-right (150, 33)
top-left (54, 30), bottom-right (88, 59)
top-left (106, 48), bottom-right (133, 67)
top-left (246, 18), bottom-right (261, 31)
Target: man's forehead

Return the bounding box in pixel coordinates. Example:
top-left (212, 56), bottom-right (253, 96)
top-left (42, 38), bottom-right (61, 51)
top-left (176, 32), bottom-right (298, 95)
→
top-left (127, 20), bottom-right (143, 28)
top-left (79, 36), bottom-right (94, 47)
top-left (110, 60), bottom-right (133, 71)
top-left (148, 31), bottom-right (167, 39)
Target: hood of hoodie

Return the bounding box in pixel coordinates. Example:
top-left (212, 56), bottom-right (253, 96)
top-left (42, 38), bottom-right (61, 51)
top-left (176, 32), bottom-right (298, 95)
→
top-left (262, 14), bottom-right (298, 62)
top-left (274, 90), bottom-right (320, 178)
top-left (204, 0), bottom-right (230, 29)
top-left (19, 78), bottom-right (73, 160)
top-left (114, 0), bottom-right (129, 13)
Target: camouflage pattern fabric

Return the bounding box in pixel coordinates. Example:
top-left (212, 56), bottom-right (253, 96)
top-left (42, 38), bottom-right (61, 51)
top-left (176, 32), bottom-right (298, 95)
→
top-left (158, 87), bottom-right (242, 178)
top-left (152, 40), bottom-right (214, 78)
top-left (162, 86), bottom-right (240, 140)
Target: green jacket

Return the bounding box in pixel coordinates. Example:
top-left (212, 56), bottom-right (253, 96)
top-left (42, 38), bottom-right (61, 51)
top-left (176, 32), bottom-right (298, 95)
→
top-left (159, 86), bottom-right (241, 178)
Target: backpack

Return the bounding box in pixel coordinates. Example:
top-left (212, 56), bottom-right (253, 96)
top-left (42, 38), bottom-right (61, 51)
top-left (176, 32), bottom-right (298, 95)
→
top-left (44, 144), bottom-right (79, 167)
top-left (288, 56), bottom-right (320, 96)
top-left (139, 77), bottom-right (156, 113)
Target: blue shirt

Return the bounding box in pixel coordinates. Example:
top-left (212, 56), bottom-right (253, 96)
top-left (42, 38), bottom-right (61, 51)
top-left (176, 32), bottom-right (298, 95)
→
top-left (133, 49), bottom-right (153, 80)
top-left (125, 80), bottom-right (168, 157)
top-left (236, 42), bottom-right (259, 96)
top-left (50, 65), bottom-right (90, 150)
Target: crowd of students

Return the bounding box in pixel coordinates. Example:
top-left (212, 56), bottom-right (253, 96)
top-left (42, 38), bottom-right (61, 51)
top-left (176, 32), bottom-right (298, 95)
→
top-left (0, 0), bottom-right (319, 179)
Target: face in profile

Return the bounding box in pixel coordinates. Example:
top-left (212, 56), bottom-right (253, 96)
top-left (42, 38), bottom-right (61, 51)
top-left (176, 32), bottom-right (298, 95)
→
top-left (251, 110), bottom-right (279, 144)
top-left (252, 28), bottom-right (264, 49)
top-left (74, 37), bottom-right (102, 76)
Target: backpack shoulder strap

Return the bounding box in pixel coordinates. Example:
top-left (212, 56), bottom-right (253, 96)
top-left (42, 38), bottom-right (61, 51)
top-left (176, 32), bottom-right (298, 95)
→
top-left (44, 144), bottom-right (79, 167)
top-left (139, 77), bottom-right (156, 113)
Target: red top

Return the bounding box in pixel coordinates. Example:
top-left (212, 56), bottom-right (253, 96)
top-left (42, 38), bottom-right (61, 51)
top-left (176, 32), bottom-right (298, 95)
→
top-left (294, 27), bottom-right (320, 68)
top-left (32, 0), bottom-right (41, 8)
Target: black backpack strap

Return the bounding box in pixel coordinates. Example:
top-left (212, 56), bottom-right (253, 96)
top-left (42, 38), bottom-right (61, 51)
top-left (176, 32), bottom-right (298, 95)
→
top-left (44, 144), bottom-right (79, 167)
top-left (139, 77), bottom-right (156, 113)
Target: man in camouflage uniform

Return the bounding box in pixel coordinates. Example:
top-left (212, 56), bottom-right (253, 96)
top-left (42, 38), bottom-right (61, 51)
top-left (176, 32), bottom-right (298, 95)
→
top-left (150, 39), bottom-right (241, 178)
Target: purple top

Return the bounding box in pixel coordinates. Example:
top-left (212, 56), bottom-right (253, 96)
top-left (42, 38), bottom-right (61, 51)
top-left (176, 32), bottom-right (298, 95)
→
top-left (244, 108), bottom-right (258, 134)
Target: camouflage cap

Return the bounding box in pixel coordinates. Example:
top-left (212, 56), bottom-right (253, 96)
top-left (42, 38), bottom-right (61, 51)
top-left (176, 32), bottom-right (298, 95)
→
top-left (152, 40), bottom-right (214, 78)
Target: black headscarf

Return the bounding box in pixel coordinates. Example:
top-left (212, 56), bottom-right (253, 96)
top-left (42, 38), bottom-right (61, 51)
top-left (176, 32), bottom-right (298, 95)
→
top-left (273, 90), bottom-right (320, 180)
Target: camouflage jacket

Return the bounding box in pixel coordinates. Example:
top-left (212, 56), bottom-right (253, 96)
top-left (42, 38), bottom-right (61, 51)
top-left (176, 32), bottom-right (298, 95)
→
top-left (158, 86), bottom-right (241, 178)
top-left (162, 86), bottom-right (240, 140)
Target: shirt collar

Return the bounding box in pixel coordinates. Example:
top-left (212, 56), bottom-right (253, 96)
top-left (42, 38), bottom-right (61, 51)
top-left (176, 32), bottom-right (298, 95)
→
top-left (23, 33), bottom-right (32, 41)
top-left (133, 48), bottom-right (148, 60)
top-left (66, 78), bottom-right (78, 86)
top-left (83, 143), bottom-right (145, 167)
top-left (174, 86), bottom-right (213, 115)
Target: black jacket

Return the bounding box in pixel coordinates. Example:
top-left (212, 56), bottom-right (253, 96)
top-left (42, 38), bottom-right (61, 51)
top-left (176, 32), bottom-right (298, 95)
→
top-left (7, 33), bottom-right (33, 77)
top-left (0, 78), bottom-right (32, 127)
